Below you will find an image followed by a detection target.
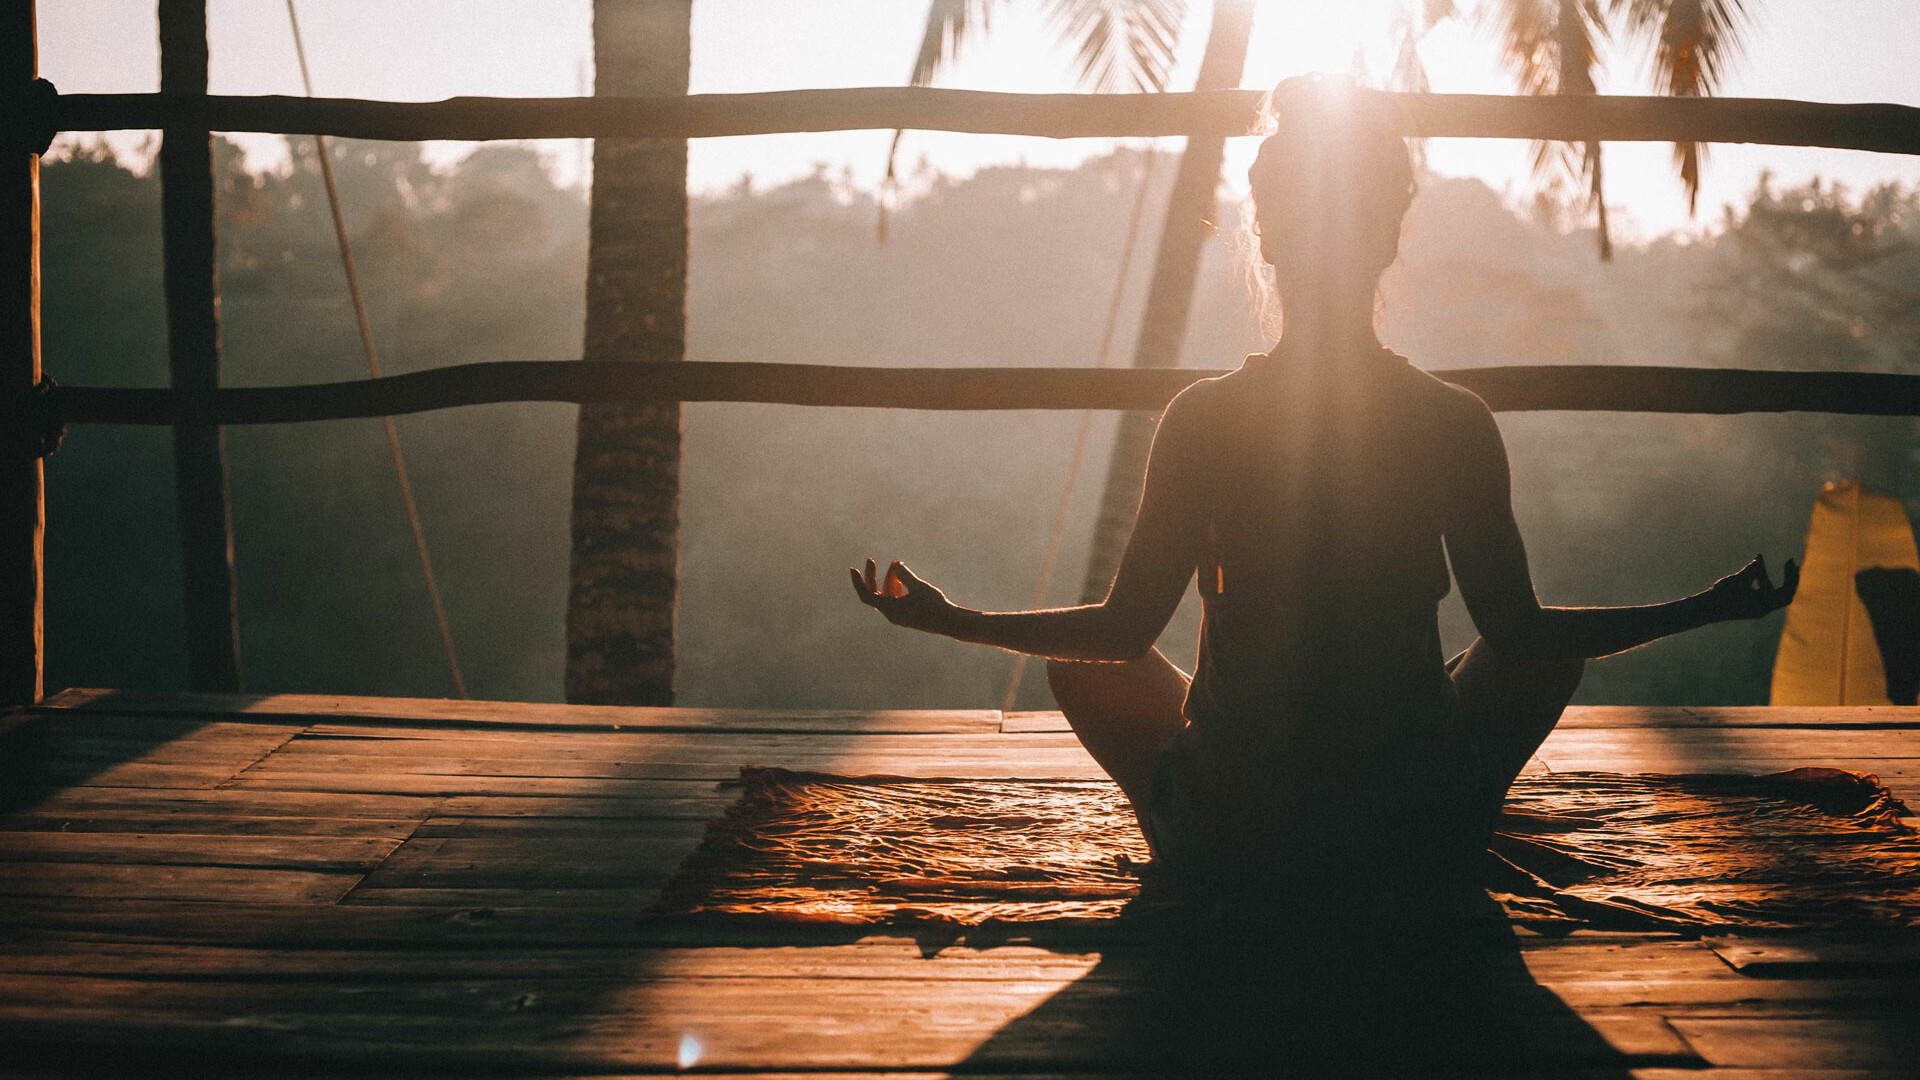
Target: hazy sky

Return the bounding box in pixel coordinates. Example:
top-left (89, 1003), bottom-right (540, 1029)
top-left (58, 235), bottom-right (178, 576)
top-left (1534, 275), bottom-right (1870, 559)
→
top-left (37, 0), bottom-right (1920, 239)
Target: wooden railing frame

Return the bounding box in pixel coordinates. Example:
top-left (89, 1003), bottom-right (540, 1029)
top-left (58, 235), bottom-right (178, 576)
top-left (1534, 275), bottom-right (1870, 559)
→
top-left (9, 12), bottom-right (1920, 708)
top-left (46, 363), bottom-right (1920, 425)
top-left (46, 88), bottom-right (1920, 155)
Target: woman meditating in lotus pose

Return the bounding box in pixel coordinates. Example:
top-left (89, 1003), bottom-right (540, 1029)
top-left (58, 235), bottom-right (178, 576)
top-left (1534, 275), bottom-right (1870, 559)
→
top-left (852, 77), bottom-right (1797, 903)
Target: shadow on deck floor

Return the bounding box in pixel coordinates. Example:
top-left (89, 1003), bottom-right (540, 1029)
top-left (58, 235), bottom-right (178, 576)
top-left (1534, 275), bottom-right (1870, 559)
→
top-left (0, 690), bottom-right (1916, 1075)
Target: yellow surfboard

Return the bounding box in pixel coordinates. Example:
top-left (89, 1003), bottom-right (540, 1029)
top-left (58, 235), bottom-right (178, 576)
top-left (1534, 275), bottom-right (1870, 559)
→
top-left (1771, 481), bottom-right (1920, 706)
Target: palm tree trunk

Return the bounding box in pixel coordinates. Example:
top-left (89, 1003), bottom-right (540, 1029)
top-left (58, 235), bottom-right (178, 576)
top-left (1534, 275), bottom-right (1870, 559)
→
top-left (566, 0), bottom-right (690, 705)
top-left (1078, 0), bottom-right (1254, 603)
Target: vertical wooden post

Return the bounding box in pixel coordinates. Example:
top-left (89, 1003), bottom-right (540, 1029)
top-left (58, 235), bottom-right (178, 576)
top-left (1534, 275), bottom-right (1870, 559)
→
top-left (159, 0), bottom-right (241, 691)
top-left (0, 0), bottom-right (44, 707)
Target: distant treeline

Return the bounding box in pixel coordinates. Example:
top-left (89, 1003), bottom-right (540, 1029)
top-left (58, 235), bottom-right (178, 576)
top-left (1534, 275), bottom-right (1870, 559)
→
top-left (40, 139), bottom-right (1920, 706)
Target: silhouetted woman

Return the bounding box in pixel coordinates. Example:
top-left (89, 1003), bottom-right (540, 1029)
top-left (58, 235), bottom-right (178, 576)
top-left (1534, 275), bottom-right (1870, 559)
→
top-left (853, 77), bottom-right (1797, 906)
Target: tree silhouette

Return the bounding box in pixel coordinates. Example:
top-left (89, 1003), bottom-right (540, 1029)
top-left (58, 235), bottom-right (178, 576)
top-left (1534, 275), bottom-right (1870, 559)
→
top-left (567, 0), bottom-right (691, 706)
top-left (1426, 0), bottom-right (1756, 258)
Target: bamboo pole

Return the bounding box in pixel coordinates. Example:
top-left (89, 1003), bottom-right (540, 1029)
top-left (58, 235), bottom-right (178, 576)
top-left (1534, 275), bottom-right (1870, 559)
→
top-left (0, 0), bottom-right (44, 707)
top-left (45, 88), bottom-right (1920, 155)
top-left (159, 0), bottom-right (241, 692)
top-left (48, 363), bottom-right (1920, 425)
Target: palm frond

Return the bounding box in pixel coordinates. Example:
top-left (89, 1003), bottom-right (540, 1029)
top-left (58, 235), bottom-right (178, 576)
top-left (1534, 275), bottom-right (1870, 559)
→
top-left (1611, 0), bottom-right (1751, 214)
top-left (884, 0), bottom-right (1000, 242)
top-left (1041, 0), bottom-right (1188, 93)
top-left (1391, 2), bottom-right (1441, 171)
top-left (1488, 0), bottom-right (1612, 257)
top-left (909, 0), bottom-right (1000, 88)
top-left (1391, 4), bottom-right (1433, 94)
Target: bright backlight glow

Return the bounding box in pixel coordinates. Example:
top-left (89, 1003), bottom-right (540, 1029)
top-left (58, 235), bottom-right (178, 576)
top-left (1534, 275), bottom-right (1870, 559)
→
top-left (677, 1032), bottom-right (704, 1070)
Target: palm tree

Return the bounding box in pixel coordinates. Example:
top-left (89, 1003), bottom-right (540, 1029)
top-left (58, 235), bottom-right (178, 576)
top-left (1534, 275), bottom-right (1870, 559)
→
top-left (1463, 0), bottom-right (1753, 258)
top-left (884, 0), bottom-right (1191, 235)
top-left (1078, 0), bottom-right (1254, 602)
top-left (1615, 0), bottom-right (1752, 216)
top-left (566, 0), bottom-right (690, 706)
top-left (894, 0), bottom-right (1255, 606)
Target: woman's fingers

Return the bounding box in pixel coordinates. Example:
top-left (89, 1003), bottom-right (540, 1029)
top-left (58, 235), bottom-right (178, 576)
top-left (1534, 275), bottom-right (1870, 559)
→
top-left (865, 558), bottom-right (880, 595)
top-left (850, 567), bottom-right (877, 606)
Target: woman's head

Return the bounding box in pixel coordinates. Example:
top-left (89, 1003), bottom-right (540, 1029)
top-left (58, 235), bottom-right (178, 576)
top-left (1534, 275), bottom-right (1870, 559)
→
top-left (1248, 75), bottom-right (1416, 309)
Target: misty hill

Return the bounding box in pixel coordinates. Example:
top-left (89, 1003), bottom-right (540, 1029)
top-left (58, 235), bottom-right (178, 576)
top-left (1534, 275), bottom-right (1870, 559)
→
top-left (40, 140), bottom-right (1920, 706)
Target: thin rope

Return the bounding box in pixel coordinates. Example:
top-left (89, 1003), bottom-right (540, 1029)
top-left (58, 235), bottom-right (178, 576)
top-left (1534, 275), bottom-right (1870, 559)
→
top-left (285, 0), bottom-right (468, 699)
top-left (1001, 147), bottom-right (1159, 712)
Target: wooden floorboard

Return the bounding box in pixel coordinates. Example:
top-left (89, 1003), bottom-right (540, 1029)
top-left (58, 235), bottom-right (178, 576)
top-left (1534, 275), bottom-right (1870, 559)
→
top-left (1, 694), bottom-right (1917, 1075)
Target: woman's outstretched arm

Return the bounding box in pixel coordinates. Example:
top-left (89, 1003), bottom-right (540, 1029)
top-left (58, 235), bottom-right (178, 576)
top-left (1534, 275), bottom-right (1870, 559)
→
top-left (850, 391), bottom-right (1210, 662)
top-left (1444, 394), bottom-right (1798, 661)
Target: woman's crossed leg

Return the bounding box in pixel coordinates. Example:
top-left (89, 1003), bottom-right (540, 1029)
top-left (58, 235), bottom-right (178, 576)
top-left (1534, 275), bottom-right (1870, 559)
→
top-left (1044, 649), bottom-right (1190, 824)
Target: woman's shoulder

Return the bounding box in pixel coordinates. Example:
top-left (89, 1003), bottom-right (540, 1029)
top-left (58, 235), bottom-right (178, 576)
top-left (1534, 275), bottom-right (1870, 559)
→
top-left (1389, 355), bottom-right (1496, 422)
top-left (1161, 360), bottom-right (1251, 419)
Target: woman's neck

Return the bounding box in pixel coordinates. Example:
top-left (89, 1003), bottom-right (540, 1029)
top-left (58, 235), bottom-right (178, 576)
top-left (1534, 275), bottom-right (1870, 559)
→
top-left (1273, 289), bottom-right (1383, 359)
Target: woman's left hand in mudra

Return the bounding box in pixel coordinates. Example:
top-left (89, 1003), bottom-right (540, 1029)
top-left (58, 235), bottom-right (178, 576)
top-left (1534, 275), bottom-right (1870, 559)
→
top-left (1703, 554), bottom-right (1800, 621)
top-left (850, 558), bottom-right (956, 634)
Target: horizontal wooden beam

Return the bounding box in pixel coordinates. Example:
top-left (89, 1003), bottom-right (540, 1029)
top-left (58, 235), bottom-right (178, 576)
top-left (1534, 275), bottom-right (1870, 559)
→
top-left (47, 362), bottom-right (1920, 425)
top-left (48, 87), bottom-right (1920, 154)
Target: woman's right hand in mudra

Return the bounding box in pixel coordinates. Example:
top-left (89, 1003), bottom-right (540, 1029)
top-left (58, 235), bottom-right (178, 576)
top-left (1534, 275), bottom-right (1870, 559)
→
top-left (1702, 554), bottom-right (1800, 621)
top-left (850, 558), bottom-right (957, 634)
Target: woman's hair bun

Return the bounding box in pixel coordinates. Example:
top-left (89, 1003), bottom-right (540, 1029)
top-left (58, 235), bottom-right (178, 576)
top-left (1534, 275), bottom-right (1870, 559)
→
top-left (1248, 74), bottom-right (1416, 214)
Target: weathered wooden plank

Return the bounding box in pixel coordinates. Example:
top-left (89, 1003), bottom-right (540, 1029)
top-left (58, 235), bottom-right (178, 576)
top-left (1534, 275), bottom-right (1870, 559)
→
top-left (1669, 1016), bottom-right (1920, 1069)
top-left (351, 835), bottom-right (698, 890)
top-left (1556, 706), bottom-right (1920, 730)
top-left (411, 813), bottom-right (719, 838)
top-left (1709, 937), bottom-right (1920, 975)
top-left (1006, 706), bottom-right (1920, 734)
top-left (0, 942), bottom-right (1104, 982)
top-left (0, 862), bottom-right (361, 903)
top-left (243, 749), bottom-right (1097, 780)
top-left (1629, 1072), bottom-right (1902, 1080)
top-left (11, 761), bottom-right (257, 789)
top-left (0, 898), bottom-right (699, 947)
top-left (0, 812), bottom-right (422, 838)
top-left (228, 758), bottom-right (1114, 792)
top-left (2, 940), bottom-right (1906, 1016)
top-left (4, 714), bottom-right (299, 742)
top-left (0, 971), bottom-right (1700, 1070)
top-left (40, 689), bottom-right (1001, 734)
top-left (1519, 940), bottom-right (1734, 981)
top-left (0, 831), bottom-right (400, 870)
top-left (335, 886), bottom-right (665, 909)
top-left (433, 789), bottom-right (730, 819)
top-left (1545, 978), bottom-right (1920, 1010)
top-left (276, 728), bottom-right (1085, 757)
top-left (1540, 729), bottom-right (1920, 755)
top-left (226, 773), bottom-right (747, 796)
top-left (12, 785), bottom-right (441, 821)
top-left (0, 717), bottom-right (299, 770)
top-left (1536, 755), bottom-right (1920, 778)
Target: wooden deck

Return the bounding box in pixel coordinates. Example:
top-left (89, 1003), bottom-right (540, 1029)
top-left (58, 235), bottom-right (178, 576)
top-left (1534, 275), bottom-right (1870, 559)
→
top-left (2, 688), bottom-right (1918, 1077)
